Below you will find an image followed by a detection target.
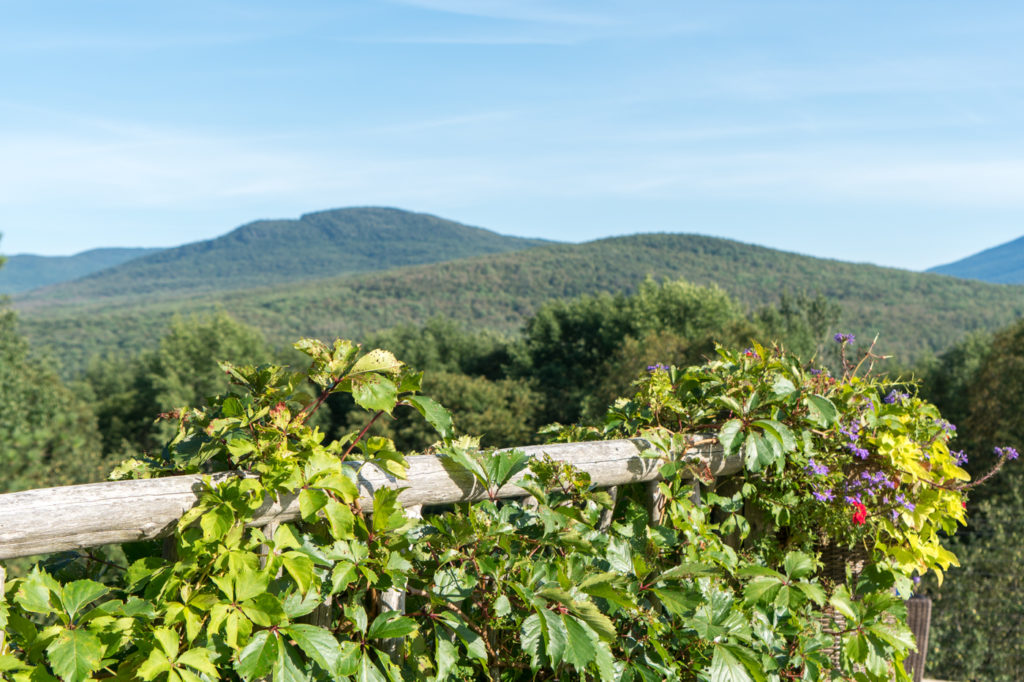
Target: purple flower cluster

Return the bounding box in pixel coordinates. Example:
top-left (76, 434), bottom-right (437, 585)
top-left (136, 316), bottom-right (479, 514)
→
top-left (813, 489), bottom-right (835, 502)
top-left (951, 450), bottom-right (968, 466)
top-left (834, 332), bottom-right (855, 344)
top-left (742, 347), bottom-right (759, 359)
top-left (995, 446), bottom-right (1020, 461)
top-left (840, 419), bottom-right (870, 459)
top-left (646, 363), bottom-right (669, 372)
top-left (884, 390), bottom-right (909, 404)
top-left (806, 458), bottom-right (829, 476)
top-left (934, 419), bottom-right (957, 434)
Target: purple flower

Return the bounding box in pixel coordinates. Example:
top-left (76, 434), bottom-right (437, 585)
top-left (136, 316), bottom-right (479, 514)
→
top-left (995, 446), bottom-right (1020, 461)
top-left (813, 489), bottom-right (835, 502)
top-left (951, 450), bottom-right (968, 466)
top-left (808, 368), bottom-right (822, 376)
top-left (646, 363), bottom-right (669, 372)
top-left (834, 332), bottom-right (855, 344)
top-left (844, 494), bottom-right (862, 505)
top-left (807, 458), bottom-right (829, 476)
top-left (934, 419), bottom-right (957, 434)
top-left (845, 443), bottom-right (870, 460)
top-left (895, 493), bottom-right (915, 512)
top-left (742, 348), bottom-right (759, 359)
top-left (912, 575), bottom-right (921, 585)
top-left (884, 390), bottom-right (909, 404)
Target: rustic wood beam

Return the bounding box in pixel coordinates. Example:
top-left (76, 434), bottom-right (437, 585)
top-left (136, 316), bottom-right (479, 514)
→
top-left (0, 437), bottom-right (735, 560)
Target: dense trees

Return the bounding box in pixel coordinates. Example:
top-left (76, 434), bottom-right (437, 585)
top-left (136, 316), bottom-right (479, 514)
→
top-left (0, 308), bottom-right (106, 492)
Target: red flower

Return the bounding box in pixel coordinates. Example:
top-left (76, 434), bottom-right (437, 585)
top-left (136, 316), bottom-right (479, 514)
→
top-left (851, 501), bottom-right (867, 525)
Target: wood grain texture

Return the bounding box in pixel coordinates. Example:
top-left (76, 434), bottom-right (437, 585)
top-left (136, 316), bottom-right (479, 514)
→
top-left (0, 437), bottom-right (735, 560)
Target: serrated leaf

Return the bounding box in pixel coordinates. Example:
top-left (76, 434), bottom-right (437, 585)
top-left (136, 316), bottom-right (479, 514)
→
top-left (59, 580), bottom-right (108, 621)
top-left (782, 552), bottom-right (816, 580)
top-left (804, 395), bottom-right (838, 427)
top-left (176, 648), bottom-right (219, 678)
top-left (235, 630), bottom-right (277, 680)
top-left (718, 419), bottom-right (745, 455)
top-left (352, 375), bottom-right (398, 414)
top-left (283, 623), bottom-right (340, 673)
top-left (520, 613), bottom-right (543, 668)
top-left (299, 488), bottom-right (329, 521)
top-left (406, 395), bottom-right (454, 440)
top-left (709, 642), bottom-right (754, 682)
top-left (562, 616), bottom-right (597, 671)
top-left (367, 612), bottom-right (417, 640)
top-left (45, 629), bottom-right (104, 682)
top-left (753, 419), bottom-right (797, 452)
top-left (435, 632), bottom-right (458, 680)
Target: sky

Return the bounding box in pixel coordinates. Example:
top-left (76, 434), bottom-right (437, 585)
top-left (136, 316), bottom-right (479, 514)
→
top-left (2, 1), bottom-right (1024, 270)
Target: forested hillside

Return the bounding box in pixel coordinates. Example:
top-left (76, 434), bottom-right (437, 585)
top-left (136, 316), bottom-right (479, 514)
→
top-left (16, 232), bottom-right (1024, 373)
top-left (0, 247), bottom-right (161, 294)
top-left (15, 207), bottom-right (550, 305)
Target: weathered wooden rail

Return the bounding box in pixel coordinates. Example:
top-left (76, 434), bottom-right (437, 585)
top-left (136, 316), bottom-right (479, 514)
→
top-left (0, 436), bottom-right (736, 560)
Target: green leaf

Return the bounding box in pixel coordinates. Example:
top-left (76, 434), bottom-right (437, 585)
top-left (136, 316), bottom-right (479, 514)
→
top-left (235, 630), bottom-right (277, 680)
top-left (45, 629), bottom-right (104, 682)
top-left (240, 593), bottom-right (286, 627)
top-left (434, 633), bottom-right (458, 680)
top-left (283, 623), bottom-right (340, 673)
top-left (709, 642), bottom-right (754, 682)
top-left (324, 499), bottom-right (356, 539)
top-left (493, 594), bottom-right (511, 617)
top-left (803, 395), bottom-right (838, 427)
top-left (299, 488), bottom-right (329, 521)
top-left (743, 434), bottom-right (776, 472)
top-left (830, 589), bottom-right (858, 622)
top-left (406, 395), bottom-right (454, 440)
top-left (520, 614), bottom-right (543, 668)
top-left (350, 349), bottom-right (403, 375)
top-left (782, 552), bottom-right (816, 580)
top-left (752, 419), bottom-right (797, 452)
top-left (484, 449), bottom-right (531, 489)
top-left (562, 616), bottom-right (597, 671)
top-left (59, 580), bottom-right (108, 621)
top-left (367, 612), bottom-right (418, 640)
top-left (352, 375), bottom-right (398, 414)
top-left (282, 554), bottom-right (315, 595)
top-left (176, 648), bottom-right (219, 678)
top-left (538, 608), bottom-right (567, 666)
top-left (718, 419), bottom-right (746, 455)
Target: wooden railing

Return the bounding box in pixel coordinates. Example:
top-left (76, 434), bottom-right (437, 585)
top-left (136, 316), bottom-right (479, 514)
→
top-left (0, 436), bottom-right (736, 561)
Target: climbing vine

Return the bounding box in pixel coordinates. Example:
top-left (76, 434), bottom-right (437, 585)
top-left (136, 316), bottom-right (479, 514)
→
top-left (0, 337), bottom-right (1013, 681)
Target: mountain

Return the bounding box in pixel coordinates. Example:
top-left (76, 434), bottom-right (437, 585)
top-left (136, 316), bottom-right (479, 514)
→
top-left (927, 235), bottom-right (1024, 284)
top-left (0, 248), bottom-right (162, 294)
top-left (16, 232), bottom-right (1024, 373)
top-left (15, 207), bottom-right (552, 306)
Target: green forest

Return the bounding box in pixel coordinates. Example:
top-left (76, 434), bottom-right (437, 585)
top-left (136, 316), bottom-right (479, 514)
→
top-left (2, 243), bottom-right (1023, 678)
top-left (15, 230), bottom-right (1024, 374)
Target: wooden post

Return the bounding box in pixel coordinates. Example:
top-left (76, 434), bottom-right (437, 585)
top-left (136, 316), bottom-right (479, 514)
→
top-left (645, 480), bottom-right (666, 526)
top-left (903, 595), bottom-right (931, 682)
top-left (258, 522), bottom-right (279, 570)
top-left (377, 504), bottom-right (423, 660)
top-left (598, 486), bottom-right (618, 531)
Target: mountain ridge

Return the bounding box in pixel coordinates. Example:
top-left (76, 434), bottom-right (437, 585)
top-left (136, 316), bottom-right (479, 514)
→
top-left (16, 230), bottom-right (1024, 374)
top-left (928, 234), bottom-right (1024, 284)
top-left (15, 206), bottom-right (552, 305)
top-left (0, 247), bottom-right (163, 294)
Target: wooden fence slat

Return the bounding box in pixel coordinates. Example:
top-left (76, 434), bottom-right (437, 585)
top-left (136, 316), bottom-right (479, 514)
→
top-left (0, 437), bottom-right (735, 560)
top-left (377, 504), bottom-right (424, 660)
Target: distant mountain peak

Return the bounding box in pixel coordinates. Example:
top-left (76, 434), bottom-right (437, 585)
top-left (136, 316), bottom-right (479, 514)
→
top-left (13, 206), bottom-right (552, 304)
top-left (928, 234), bottom-right (1024, 284)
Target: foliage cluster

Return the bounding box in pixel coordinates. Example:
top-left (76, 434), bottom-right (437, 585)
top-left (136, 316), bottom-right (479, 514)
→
top-left (0, 335), bottom-right (999, 682)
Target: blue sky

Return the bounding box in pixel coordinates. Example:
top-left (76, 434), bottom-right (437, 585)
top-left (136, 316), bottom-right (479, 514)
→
top-left (2, 1), bottom-right (1023, 270)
